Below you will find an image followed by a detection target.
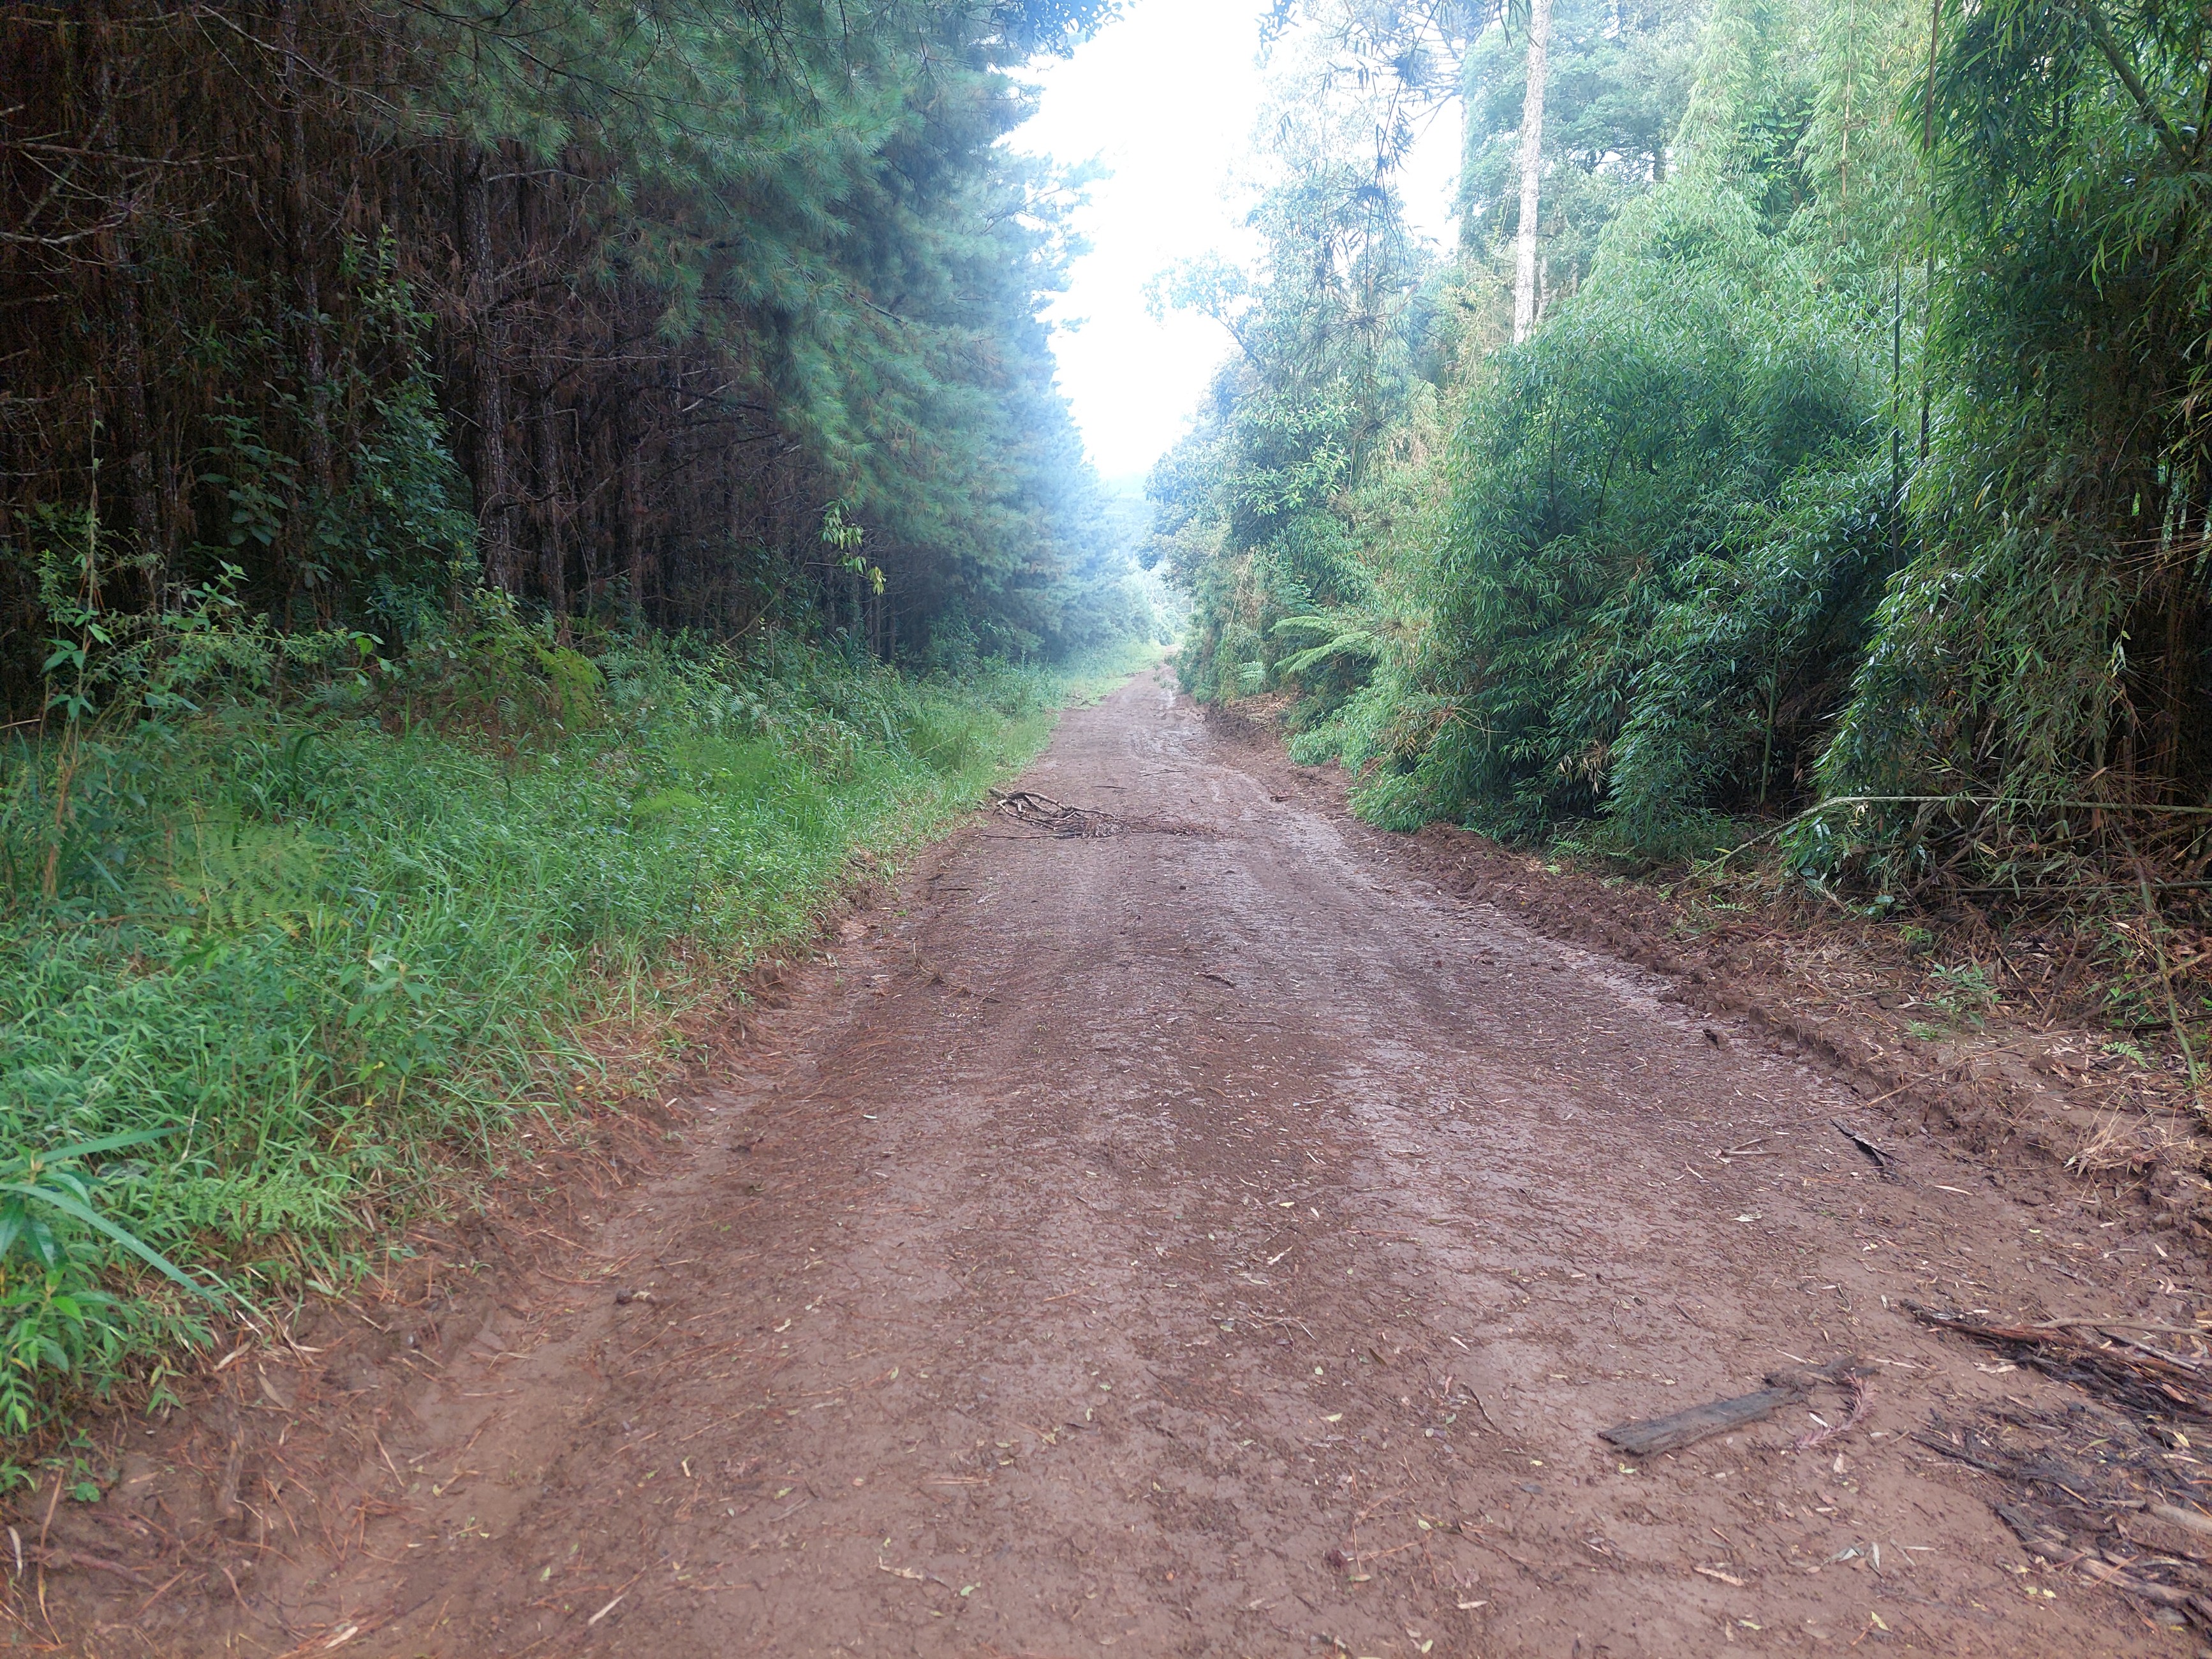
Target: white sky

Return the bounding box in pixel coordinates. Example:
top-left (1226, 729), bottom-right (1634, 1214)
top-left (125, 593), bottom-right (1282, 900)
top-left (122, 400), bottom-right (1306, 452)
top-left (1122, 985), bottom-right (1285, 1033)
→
top-left (1011, 0), bottom-right (1463, 482)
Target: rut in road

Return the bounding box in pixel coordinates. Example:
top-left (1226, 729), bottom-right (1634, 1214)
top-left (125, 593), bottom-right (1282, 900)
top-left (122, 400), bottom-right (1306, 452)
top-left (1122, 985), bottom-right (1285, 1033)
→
top-left (124, 667), bottom-right (2193, 1655)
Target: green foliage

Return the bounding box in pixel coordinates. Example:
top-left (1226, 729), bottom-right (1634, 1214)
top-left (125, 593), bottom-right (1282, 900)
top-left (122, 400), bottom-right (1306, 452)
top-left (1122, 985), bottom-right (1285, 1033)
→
top-left (1602, 458), bottom-right (1899, 848)
top-left (1459, 0), bottom-right (1702, 298)
top-left (0, 0), bottom-right (1156, 1450)
top-left (1150, 50), bottom-right (1440, 712)
top-left (1801, 0), bottom-right (2212, 885)
top-left (395, 591), bottom-right (609, 736)
top-left (1924, 961), bottom-right (1997, 1027)
top-left (0, 0), bottom-right (1146, 711)
top-left (1378, 182), bottom-right (1881, 843)
top-left (0, 1133), bottom-right (216, 1440)
top-left (1163, 1), bottom-right (1714, 801)
top-left (0, 626), bottom-right (1137, 1436)
top-left (1253, 0), bottom-right (2212, 902)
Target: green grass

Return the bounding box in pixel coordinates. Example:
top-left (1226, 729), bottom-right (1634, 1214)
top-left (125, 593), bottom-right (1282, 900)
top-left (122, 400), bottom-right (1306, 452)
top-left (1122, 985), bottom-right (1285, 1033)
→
top-left (0, 626), bottom-right (1158, 1436)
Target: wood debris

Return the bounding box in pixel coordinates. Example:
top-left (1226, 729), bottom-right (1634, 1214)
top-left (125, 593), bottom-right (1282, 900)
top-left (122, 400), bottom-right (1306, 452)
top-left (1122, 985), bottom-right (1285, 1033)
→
top-left (1831, 1119), bottom-right (1899, 1180)
top-left (1910, 1304), bottom-right (2212, 1420)
top-left (1912, 1379), bottom-right (2212, 1630)
top-left (1792, 1364), bottom-right (1869, 1451)
top-left (988, 790), bottom-right (1119, 837)
top-left (1598, 1356), bottom-right (1862, 1456)
top-left (985, 789), bottom-right (1206, 839)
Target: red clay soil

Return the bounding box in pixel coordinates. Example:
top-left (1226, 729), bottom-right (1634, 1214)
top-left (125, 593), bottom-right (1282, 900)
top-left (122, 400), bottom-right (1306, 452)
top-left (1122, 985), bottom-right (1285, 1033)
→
top-left (37, 666), bottom-right (2212, 1656)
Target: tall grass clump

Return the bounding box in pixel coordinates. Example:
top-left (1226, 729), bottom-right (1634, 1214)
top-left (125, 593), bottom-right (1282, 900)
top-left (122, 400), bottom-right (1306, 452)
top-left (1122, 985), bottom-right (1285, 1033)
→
top-left (0, 600), bottom-right (1149, 1437)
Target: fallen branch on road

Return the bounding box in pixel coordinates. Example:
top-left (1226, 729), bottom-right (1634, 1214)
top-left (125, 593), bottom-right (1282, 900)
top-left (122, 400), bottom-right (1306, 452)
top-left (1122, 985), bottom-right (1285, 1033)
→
top-left (985, 789), bottom-right (1208, 839)
top-left (1831, 1120), bottom-right (1900, 1180)
top-left (989, 790), bottom-right (1119, 837)
top-left (1598, 1356), bottom-right (1862, 1456)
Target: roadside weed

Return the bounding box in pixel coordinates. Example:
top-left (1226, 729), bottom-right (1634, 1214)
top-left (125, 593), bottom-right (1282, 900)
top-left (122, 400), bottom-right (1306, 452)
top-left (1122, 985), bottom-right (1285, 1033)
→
top-left (0, 633), bottom-right (1147, 1436)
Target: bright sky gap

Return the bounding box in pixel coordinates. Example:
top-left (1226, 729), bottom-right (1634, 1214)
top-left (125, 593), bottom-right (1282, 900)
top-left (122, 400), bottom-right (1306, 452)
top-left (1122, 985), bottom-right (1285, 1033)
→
top-left (1011, 0), bottom-right (1465, 482)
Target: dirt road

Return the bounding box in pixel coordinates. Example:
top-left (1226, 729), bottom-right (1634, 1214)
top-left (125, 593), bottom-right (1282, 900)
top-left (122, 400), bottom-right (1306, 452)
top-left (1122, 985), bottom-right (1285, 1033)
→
top-left (82, 667), bottom-right (2212, 1655)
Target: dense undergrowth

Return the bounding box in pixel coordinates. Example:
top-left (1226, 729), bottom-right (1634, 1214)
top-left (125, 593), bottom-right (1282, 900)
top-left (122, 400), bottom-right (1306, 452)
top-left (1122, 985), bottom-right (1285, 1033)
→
top-left (0, 612), bottom-right (1153, 1446)
top-left (1161, 0), bottom-right (2212, 926)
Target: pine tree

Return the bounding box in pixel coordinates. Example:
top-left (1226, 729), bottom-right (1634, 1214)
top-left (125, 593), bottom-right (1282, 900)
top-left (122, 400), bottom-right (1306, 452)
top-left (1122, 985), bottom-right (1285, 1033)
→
top-left (0, 0), bottom-right (1137, 712)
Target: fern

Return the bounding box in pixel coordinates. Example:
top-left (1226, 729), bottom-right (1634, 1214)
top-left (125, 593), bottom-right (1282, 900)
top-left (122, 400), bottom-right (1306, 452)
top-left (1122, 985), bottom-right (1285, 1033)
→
top-left (172, 820), bottom-right (331, 936)
top-left (1272, 613), bottom-right (1383, 680)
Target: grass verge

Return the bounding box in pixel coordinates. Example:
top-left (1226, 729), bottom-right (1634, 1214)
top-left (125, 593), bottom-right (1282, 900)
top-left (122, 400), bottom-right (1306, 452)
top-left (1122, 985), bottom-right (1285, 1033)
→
top-left (0, 624), bottom-right (1158, 1447)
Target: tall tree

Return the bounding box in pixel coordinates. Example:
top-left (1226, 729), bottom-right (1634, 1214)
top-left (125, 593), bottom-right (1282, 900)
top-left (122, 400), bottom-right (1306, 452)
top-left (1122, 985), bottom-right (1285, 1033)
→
top-left (1147, 36), bottom-right (1438, 703)
top-left (1510, 0), bottom-right (1553, 340)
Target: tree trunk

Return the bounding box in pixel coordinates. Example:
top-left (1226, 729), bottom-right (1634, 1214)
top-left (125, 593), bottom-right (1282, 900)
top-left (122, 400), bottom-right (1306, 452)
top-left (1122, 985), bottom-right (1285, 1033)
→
top-left (78, 0), bottom-right (163, 600)
top-left (1512, 0), bottom-right (1554, 346)
top-left (107, 232), bottom-right (161, 573)
top-left (531, 376), bottom-right (568, 637)
top-left (619, 394), bottom-right (651, 627)
top-left (455, 145), bottom-right (513, 591)
top-left (278, 0), bottom-right (331, 616)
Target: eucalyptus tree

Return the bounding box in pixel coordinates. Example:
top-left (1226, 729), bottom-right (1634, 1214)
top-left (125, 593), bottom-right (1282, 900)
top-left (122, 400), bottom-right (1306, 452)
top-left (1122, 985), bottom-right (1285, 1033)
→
top-left (1508, 0), bottom-right (1553, 339)
top-left (1273, 0), bottom-right (1702, 339)
top-left (1457, 0), bottom-right (1701, 330)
